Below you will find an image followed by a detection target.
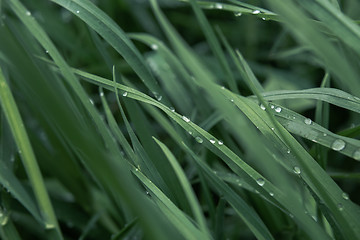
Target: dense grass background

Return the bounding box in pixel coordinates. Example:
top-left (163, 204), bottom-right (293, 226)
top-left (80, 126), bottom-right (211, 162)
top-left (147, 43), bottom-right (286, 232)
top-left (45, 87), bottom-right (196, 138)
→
top-left (1, 0), bottom-right (360, 239)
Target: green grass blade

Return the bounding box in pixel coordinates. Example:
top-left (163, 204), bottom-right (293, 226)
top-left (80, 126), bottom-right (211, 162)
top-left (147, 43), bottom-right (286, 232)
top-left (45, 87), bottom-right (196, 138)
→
top-left (0, 67), bottom-right (62, 238)
top-left (154, 138), bottom-right (211, 237)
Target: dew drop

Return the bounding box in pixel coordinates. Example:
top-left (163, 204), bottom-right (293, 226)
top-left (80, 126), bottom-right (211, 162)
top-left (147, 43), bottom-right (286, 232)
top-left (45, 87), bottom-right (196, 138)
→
top-left (209, 139), bottom-right (216, 144)
top-left (269, 192), bottom-right (274, 197)
top-left (135, 168), bottom-right (139, 171)
top-left (293, 166), bottom-right (301, 175)
top-left (252, 10), bottom-right (261, 14)
top-left (311, 215), bottom-right (317, 222)
top-left (304, 118), bottom-right (312, 125)
top-left (100, 92), bottom-right (104, 97)
top-left (218, 140), bottom-right (223, 145)
top-left (353, 149), bottom-right (360, 160)
top-left (230, 99), bottom-right (234, 103)
top-left (234, 12), bottom-right (242, 17)
top-left (262, 17), bottom-right (266, 20)
top-left (122, 92), bottom-right (128, 97)
top-left (287, 149), bottom-right (291, 154)
top-left (182, 116), bottom-right (190, 123)
top-left (342, 192), bottom-right (349, 200)
top-left (195, 136), bottom-right (203, 143)
top-left (146, 191), bottom-right (149, 195)
top-left (337, 203), bottom-right (344, 211)
top-left (270, 105), bottom-right (275, 109)
top-left (260, 104), bottom-right (266, 110)
top-left (26, 11), bottom-right (31, 16)
top-left (256, 178), bottom-right (265, 186)
top-left (169, 107), bottom-right (175, 112)
top-left (331, 139), bottom-right (346, 151)
top-left (89, 99), bottom-right (94, 105)
top-left (275, 107), bottom-right (282, 113)
top-left (45, 50), bottom-right (49, 54)
top-left (215, 3), bottom-right (223, 9)
top-left (188, 131), bottom-right (193, 135)
top-left (221, 86), bottom-right (225, 90)
top-left (323, 133), bottom-right (327, 137)
top-left (76, 10), bottom-right (80, 14)
top-left (151, 44), bottom-right (158, 50)
top-left (45, 223), bottom-right (55, 229)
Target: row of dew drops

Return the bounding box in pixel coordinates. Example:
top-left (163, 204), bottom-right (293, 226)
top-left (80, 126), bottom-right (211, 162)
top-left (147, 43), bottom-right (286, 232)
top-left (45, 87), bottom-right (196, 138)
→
top-left (259, 102), bottom-right (352, 211)
top-left (259, 102), bottom-right (360, 160)
top-left (210, 3), bottom-right (268, 21)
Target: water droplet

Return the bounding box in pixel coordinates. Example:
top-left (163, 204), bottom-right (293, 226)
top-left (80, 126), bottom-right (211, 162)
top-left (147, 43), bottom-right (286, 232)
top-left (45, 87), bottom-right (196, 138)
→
top-left (45, 50), bottom-right (49, 54)
top-left (323, 133), bottom-right (327, 137)
top-left (311, 215), bottom-right (317, 222)
top-left (262, 17), bottom-right (266, 20)
top-left (151, 44), bottom-right (158, 50)
top-left (287, 149), bottom-right (291, 154)
top-left (234, 12), bottom-right (242, 17)
top-left (337, 203), bottom-right (344, 211)
top-left (260, 104), bottom-right (266, 110)
top-left (188, 131), bottom-right (193, 135)
top-left (210, 139), bottom-right (216, 144)
top-left (153, 92), bottom-right (162, 101)
top-left (331, 139), bottom-right (345, 151)
top-left (195, 136), bottom-right (203, 143)
top-left (26, 11), bottom-right (31, 16)
top-left (256, 178), bottom-right (265, 186)
top-left (146, 191), bottom-right (149, 195)
top-left (289, 213), bottom-right (294, 218)
top-left (218, 140), bottom-right (223, 145)
top-left (45, 223), bottom-right (55, 229)
top-left (230, 99), bottom-right (234, 102)
top-left (76, 10), bottom-right (80, 14)
top-left (122, 92), bottom-right (128, 97)
top-left (135, 168), bottom-right (139, 171)
top-left (252, 10), bottom-right (261, 14)
top-left (271, 127), bottom-right (275, 131)
top-left (89, 99), bottom-right (94, 105)
top-left (269, 192), bottom-right (274, 197)
top-left (304, 118), bottom-right (312, 125)
top-left (169, 107), bottom-right (175, 112)
top-left (342, 192), bottom-right (349, 200)
top-left (215, 3), bottom-right (223, 9)
top-left (182, 116), bottom-right (190, 123)
top-left (221, 86), bottom-right (225, 90)
top-left (100, 92), bottom-right (104, 97)
top-left (275, 107), bottom-right (282, 113)
top-left (270, 105), bottom-right (275, 109)
top-left (293, 166), bottom-right (301, 175)
top-left (353, 149), bottom-right (360, 160)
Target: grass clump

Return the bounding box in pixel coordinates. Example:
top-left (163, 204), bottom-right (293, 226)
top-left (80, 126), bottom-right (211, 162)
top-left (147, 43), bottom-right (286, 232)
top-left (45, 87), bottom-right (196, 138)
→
top-left (0, 0), bottom-right (360, 239)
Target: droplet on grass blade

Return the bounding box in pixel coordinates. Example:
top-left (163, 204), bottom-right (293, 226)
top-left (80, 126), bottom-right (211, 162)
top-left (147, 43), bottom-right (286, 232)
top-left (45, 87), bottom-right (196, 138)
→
top-left (275, 107), bottom-right (282, 113)
top-left (331, 139), bottom-right (345, 151)
top-left (342, 192), bottom-right (349, 200)
top-left (252, 10), bottom-right (261, 14)
top-left (218, 140), bottom-right (223, 145)
top-left (26, 11), bottom-right (31, 16)
top-left (260, 104), bottom-right (266, 110)
top-left (122, 92), bottom-right (128, 97)
top-left (234, 12), bottom-right (242, 17)
top-left (337, 203), bottom-right (344, 211)
top-left (304, 118), bottom-right (312, 125)
top-left (195, 136), bottom-right (203, 143)
top-left (215, 3), bottom-right (223, 9)
top-left (210, 139), bottom-right (216, 144)
top-left (151, 44), bottom-right (158, 50)
top-left (293, 166), bottom-right (301, 175)
top-left (182, 116), bottom-right (190, 123)
top-left (256, 178), bottom-right (265, 186)
top-left (76, 10), bottom-right (80, 14)
top-left (353, 149), bottom-right (360, 160)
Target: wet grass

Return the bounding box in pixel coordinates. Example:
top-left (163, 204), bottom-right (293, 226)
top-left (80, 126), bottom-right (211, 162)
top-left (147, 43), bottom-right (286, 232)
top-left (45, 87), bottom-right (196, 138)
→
top-left (0, 0), bottom-right (360, 239)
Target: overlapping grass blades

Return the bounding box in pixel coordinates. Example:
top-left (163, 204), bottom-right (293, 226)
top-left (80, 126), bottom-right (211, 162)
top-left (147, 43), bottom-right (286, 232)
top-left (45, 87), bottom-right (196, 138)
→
top-left (1, 0), bottom-right (360, 239)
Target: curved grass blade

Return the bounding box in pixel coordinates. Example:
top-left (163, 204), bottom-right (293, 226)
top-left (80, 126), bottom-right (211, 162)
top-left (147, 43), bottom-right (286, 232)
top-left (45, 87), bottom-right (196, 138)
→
top-left (299, 0), bottom-right (360, 56)
top-left (50, 0), bottom-right (167, 102)
top-left (258, 88), bottom-right (360, 114)
top-left (68, 67), bottom-right (331, 239)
